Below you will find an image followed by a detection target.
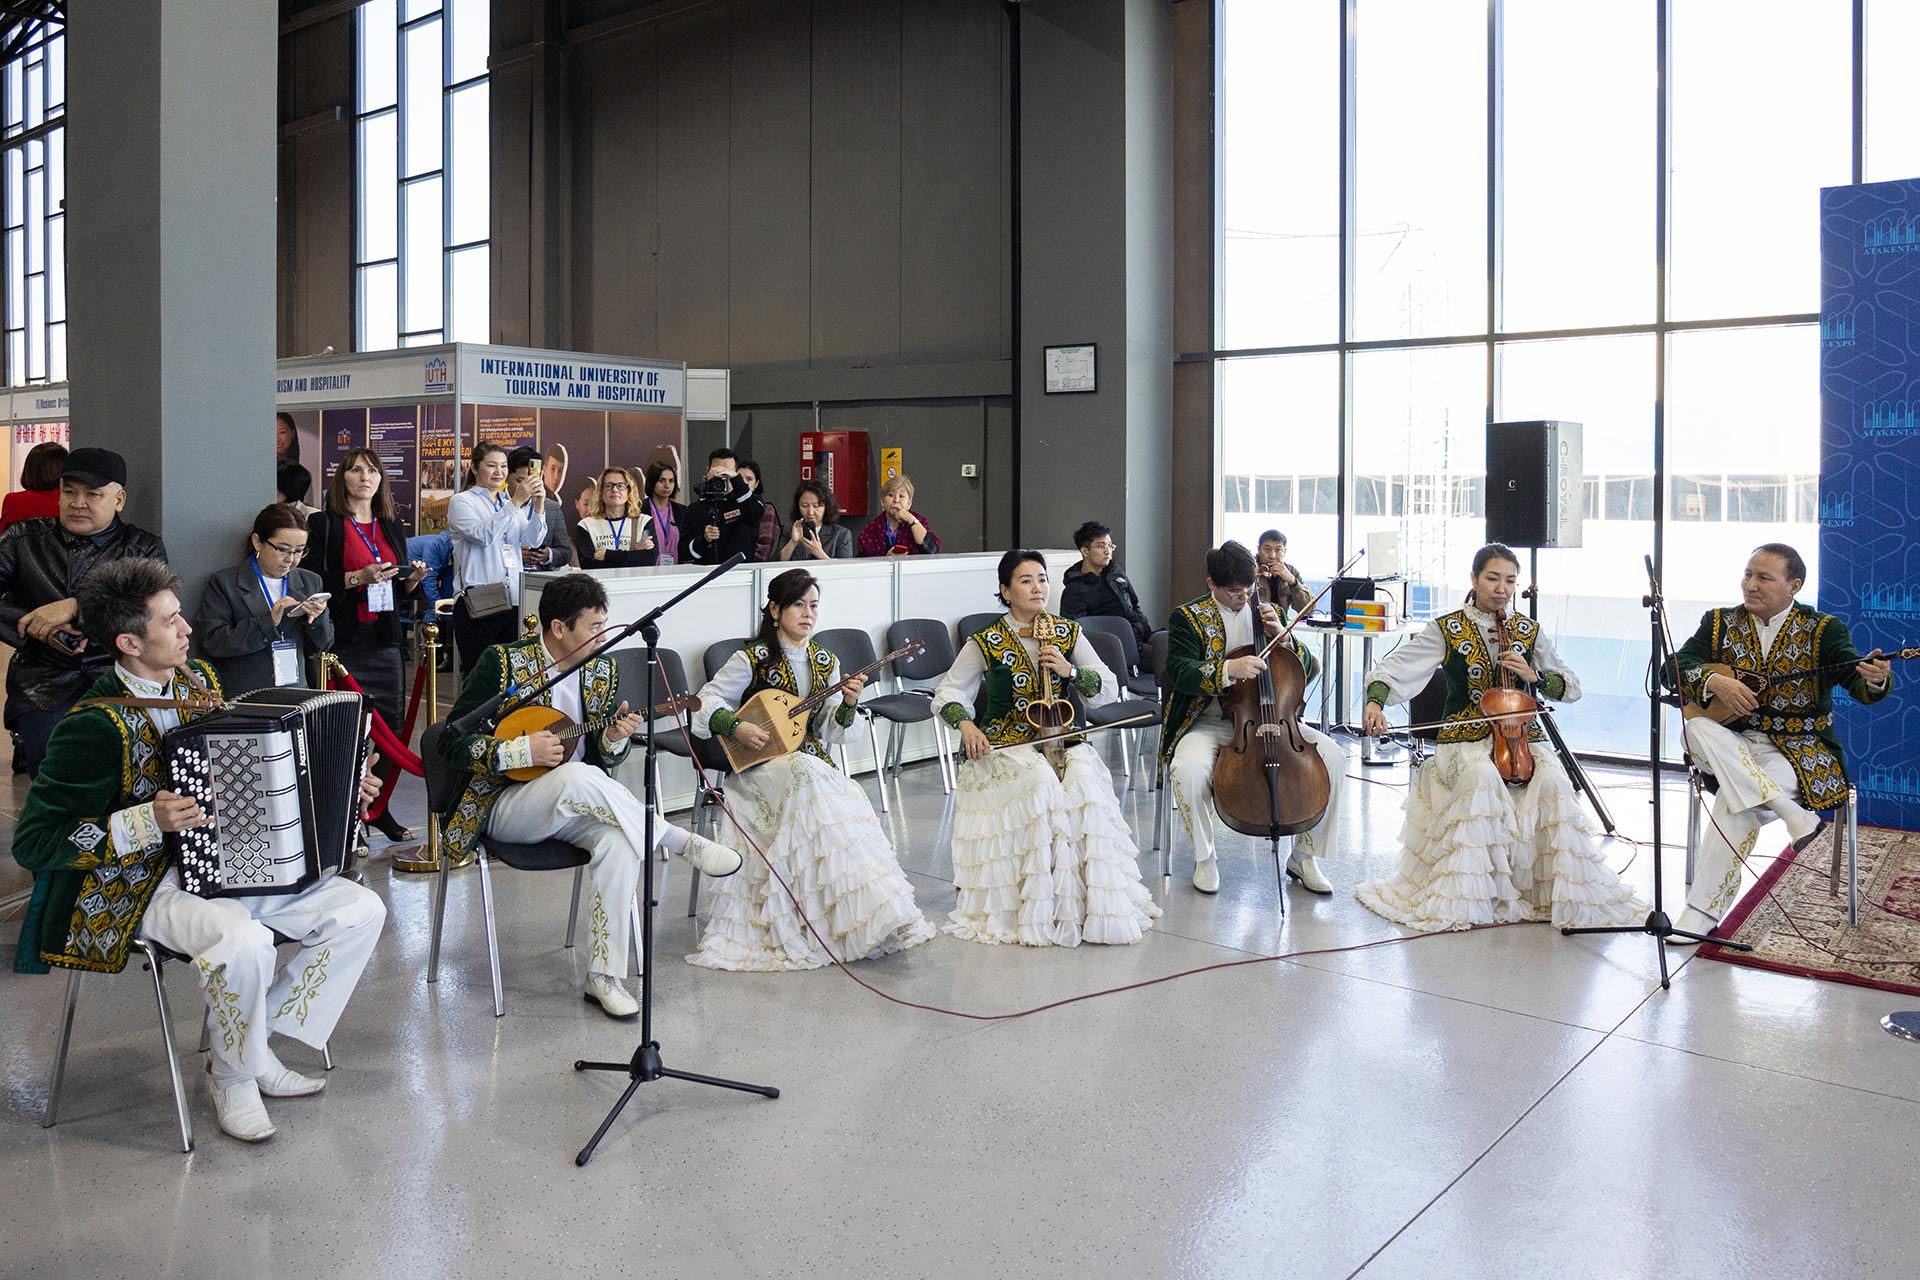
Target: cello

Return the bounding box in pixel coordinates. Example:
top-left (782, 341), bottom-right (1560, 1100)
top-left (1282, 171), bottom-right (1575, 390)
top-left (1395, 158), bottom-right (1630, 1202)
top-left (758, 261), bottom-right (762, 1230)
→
top-left (1481, 609), bottom-right (1537, 785)
top-left (1210, 564), bottom-right (1355, 897)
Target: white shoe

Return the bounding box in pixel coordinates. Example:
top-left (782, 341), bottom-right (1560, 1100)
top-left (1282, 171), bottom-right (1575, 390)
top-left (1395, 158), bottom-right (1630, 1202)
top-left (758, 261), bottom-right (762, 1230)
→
top-left (1666, 905), bottom-right (1719, 947)
top-left (1192, 858), bottom-right (1220, 895)
top-left (584, 974), bottom-right (639, 1019)
top-left (1286, 854), bottom-right (1333, 895)
top-left (256, 1063), bottom-right (327, 1098)
top-left (681, 834), bottom-right (744, 879)
top-left (211, 1079), bottom-right (276, 1143)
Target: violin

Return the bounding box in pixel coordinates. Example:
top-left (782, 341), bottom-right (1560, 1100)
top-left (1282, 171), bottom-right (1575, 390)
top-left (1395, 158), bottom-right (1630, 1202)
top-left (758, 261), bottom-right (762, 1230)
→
top-left (1018, 612), bottom-right (1077, 777)
top-left (1481, 609), bottom-right (1537, 786)
top-left (1210, 598), bottom-right (1332, 850)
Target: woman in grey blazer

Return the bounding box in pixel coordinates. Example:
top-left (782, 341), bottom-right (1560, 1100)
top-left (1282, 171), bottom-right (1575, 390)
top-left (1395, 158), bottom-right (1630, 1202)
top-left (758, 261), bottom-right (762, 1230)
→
top-left (193, 504), bottom-right (335, 695)
top-left (776, 479), bottom-right (857, 561)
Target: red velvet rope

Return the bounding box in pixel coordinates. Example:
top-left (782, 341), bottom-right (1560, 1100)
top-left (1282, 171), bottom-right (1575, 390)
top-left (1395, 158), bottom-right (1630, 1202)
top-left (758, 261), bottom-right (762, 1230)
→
top-left (326, 659), bottom-right (428, 821)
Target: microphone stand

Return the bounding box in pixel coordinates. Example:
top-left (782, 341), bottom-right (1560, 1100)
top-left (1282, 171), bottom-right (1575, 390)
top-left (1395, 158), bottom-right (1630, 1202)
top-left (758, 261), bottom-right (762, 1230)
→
top-left (573, 554), bottom-right (778, 1166)
top-left (1561, 555), bottom-right (1749, 988)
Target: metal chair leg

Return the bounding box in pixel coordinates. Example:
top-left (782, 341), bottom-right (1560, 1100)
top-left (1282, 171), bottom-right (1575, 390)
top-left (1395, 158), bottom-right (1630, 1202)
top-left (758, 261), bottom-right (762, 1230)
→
top-left (321, 1043), bottom-right (334, 1071)
top-left (1847, 788), bottom-right (1860, 927)
top-left (564, 865), bottom-right (586, 949)
top-left (686, 864), bottom-right (703, 917)
top-left (866, 716), bottom-right (889, 813)
top-left (476, 852), bottom-right (505, 1018)
top-left (934, 723), bottom-right (954, 793)
top-left (427, 835), bottom-right (449, 984)
top-left (42, 970), bottom-right (81, 1128)
top-left (1685, 785), bottom-right (1701, 887)
top-left (143, 946), bottom-right (194, 1154)
top-left (630, 899), bottom-right (644, 977)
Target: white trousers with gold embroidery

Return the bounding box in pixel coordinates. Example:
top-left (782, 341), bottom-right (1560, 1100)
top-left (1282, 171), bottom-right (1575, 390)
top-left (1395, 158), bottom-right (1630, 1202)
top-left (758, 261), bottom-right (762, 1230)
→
top-left (1168, 714), bottom-right (1346, 864)
top-left (1682, 718), bottom-right (1818, 921)
top-left (138, 874), bottom-right (386, 1085)
top-left (486, 761), bottom-right (675, 977)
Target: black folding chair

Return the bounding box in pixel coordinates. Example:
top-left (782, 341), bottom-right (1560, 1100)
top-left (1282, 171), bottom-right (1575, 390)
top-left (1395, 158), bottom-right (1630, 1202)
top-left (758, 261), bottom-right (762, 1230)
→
top-left (885, 618), bottom-right (959, 793)
top-left (1076, 614), bottom-right (1159, 700)
top-left (1081, 629), bottom-right (1160, 787)
top-left (812, 628), bottom-right (903, 814)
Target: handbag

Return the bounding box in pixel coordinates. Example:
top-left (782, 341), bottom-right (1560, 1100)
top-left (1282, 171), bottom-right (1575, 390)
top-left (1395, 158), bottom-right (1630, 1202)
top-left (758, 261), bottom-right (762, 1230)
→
top-left (460, 581), bottom-right (512, 619)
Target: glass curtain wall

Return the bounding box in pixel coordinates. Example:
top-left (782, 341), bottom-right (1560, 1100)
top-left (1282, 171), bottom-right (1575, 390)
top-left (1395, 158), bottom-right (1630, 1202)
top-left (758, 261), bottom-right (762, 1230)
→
top-left (1214, 0), bottom-right (1883, 759)
top-left (356, 0), bottom-right (490, 352)
top-left (2, 23), bottom-right (64, 386)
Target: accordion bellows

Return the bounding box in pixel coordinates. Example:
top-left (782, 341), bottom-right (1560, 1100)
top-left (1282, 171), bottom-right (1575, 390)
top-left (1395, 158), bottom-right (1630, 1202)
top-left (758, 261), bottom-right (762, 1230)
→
top-left (165, 688), bottom-right (371, 898)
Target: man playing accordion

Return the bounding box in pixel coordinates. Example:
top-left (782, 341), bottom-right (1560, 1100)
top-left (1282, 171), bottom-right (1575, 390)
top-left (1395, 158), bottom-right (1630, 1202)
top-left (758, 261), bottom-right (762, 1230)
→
top-left (11, 558), bottom-right (387, 1144)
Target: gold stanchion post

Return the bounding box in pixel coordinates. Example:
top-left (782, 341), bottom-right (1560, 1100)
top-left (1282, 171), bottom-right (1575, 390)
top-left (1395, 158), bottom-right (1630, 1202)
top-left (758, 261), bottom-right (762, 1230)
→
top-left (392, 620), bottom-right (448, 873)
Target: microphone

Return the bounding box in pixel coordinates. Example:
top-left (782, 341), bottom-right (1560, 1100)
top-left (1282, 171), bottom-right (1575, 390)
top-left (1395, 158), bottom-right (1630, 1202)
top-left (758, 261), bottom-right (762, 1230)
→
top-left (447, 686), bottom-right (515, 737)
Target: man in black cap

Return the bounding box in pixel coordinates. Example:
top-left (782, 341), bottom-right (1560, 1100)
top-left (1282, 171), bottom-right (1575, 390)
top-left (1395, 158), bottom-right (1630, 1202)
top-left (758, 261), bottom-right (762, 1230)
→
top-left (0, 447), bottom-right (167, 775)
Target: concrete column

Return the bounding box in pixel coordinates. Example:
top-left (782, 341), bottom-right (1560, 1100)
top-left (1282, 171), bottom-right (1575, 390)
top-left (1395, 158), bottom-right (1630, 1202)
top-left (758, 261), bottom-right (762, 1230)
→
top-left (1016, 0), bottom-right (1173, 621)
top-left (67, 0), bottom-right (278, 602)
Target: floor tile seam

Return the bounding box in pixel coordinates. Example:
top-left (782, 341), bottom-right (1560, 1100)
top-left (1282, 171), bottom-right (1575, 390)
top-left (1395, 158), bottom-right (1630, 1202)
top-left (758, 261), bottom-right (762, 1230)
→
top-left (1605, 1027), bottom-right (1920, 1108)
top-left (1282, 952), bottom-right (1626, 1036)
top-left (1346, 1025), bottom-right (1621, 1278)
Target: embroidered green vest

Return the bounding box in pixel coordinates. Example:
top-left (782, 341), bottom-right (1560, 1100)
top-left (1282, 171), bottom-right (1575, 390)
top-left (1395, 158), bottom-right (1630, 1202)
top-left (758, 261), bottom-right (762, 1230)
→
top-left (969, 615), bottom-right (1092, 746)
top-left (744, 640), bottom-right (840, 764)
top-left (1678, 605), bottom-right (1857, 810)
top-left (1428, 609), bottom-right (1552, 745)
top-left (438, 638), bottom-right (623, 859)
top-left (12, 661), bottom-right (223, 975)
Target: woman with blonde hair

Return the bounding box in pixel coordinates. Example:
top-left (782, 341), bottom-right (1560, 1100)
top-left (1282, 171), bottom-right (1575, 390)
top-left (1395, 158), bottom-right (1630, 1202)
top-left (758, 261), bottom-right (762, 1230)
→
top-left (571, 466), bottom-right (655, 569)
top-left (855, 474), bottom-right (939, 556)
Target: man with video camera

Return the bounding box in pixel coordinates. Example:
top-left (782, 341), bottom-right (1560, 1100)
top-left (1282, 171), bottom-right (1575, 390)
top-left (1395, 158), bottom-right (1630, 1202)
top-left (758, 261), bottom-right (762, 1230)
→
top-left (686, 447), bottom-right (766, 566)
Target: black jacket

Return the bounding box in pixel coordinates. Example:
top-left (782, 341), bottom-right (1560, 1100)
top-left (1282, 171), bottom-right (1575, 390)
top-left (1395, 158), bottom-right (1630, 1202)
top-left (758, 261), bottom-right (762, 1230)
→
top-left (0, 516), bottom-right (168, 724)
top-left (305, 509), bottom-right (419, 648)
top-left (686, 481), bottom-right (767, 566)
top-left (1061, 560), bottom-right (1152, 646)
top-left (191, 561), bottom-right (335, 695)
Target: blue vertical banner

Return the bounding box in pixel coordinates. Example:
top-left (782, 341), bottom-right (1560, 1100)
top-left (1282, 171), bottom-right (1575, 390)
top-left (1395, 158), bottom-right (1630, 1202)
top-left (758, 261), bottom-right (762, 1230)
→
top-left (1820, 179), bottom-right (1920, 830)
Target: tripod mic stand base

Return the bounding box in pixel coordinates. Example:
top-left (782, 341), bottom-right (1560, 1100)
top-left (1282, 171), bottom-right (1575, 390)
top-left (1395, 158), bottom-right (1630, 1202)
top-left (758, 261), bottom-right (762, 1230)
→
top-left (573, 1044), bottom-right (779, 1166)
top-left (1561, 908), bottom-right (1752, 989)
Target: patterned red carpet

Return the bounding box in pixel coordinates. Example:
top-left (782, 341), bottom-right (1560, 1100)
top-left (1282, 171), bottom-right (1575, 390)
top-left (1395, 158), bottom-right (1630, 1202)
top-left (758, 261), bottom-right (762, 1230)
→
top-left (1699, 826), bottom-right (1920, 997)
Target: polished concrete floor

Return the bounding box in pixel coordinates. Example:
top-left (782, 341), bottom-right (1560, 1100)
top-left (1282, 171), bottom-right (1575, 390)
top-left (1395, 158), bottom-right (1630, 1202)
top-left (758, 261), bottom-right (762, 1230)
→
top-left (2, 735), bottom-right (1916, 1280)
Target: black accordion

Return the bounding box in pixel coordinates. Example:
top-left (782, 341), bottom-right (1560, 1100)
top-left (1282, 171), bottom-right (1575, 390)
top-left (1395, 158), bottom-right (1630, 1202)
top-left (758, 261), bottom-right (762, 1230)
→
top-left (164, 688), bottom-right (372, 898)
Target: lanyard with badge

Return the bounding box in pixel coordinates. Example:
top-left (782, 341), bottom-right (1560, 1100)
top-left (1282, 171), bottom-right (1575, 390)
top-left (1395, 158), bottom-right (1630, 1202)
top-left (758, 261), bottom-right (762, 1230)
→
top-left (253, 558), bottom-right (303, 686)
top-left (349, 519), bottom-right (396, 613)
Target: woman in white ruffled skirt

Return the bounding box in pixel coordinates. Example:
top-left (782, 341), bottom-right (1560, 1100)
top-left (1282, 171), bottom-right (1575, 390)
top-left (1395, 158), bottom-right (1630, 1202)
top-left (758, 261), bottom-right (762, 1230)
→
top-left (932, 550), bottom-right (1161, 947)
top-left (687, 569), bottom-right (935, 971)
top-left (1354, 544), bottom-right (1645, 933)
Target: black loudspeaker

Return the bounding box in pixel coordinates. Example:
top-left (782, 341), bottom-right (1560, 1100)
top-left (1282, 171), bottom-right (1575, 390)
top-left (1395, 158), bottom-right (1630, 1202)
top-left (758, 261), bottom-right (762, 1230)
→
top-left (1485, 419), bottom-right (1583, 549)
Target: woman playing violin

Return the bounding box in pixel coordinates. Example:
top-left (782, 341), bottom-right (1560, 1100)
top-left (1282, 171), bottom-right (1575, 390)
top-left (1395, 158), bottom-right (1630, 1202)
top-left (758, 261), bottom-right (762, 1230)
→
top-left (1353, 543), bottom-right (1644, 932)
top-left (932, 550), bottom-right (1161, 947)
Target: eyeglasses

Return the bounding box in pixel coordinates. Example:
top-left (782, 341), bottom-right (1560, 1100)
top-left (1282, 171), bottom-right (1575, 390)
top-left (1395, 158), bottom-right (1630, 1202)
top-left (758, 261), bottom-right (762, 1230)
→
top-left (1088, 540), bottom-right (1116, 552)
top-left (262, 541), bottom-right (307, 560)
top-left (601, 481), bottom-right (630, 491)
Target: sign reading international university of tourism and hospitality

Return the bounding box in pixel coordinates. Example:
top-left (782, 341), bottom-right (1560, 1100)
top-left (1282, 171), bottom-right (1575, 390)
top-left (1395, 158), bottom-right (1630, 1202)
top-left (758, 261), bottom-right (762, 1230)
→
top-left (1820, 179), bottom-right (1920, 830)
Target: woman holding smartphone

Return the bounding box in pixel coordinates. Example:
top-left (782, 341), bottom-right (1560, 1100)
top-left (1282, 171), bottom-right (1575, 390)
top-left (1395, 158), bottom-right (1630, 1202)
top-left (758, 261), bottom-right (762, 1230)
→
top-left (307, 447), bottom-right (426, 841)
top-left (777, 480), bottom-right (854, 561)
top-left (193, 503), bottom-right (335, 695)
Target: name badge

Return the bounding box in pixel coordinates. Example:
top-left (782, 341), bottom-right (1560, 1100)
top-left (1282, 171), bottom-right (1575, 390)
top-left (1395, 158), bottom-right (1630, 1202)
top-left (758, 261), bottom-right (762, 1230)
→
top-left (367, 577), bottom-right (396, 613)
top-left (270, 639), bottom-right (301, 687)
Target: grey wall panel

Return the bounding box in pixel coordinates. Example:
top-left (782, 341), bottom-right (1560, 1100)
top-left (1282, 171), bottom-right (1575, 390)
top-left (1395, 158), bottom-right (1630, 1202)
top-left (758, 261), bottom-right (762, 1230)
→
top-left (900, 0), bottom-right (1007, 366)
top-left (491, 56), bottom-right (538, 347)
top-left (276, 14), bottom-right (355, 358)
top-left (809, 0), bottom-right (902, 369)
top-left (727, 0), bottom-right (812, 370)
top-left (572, 28), bottom-right (662, 356)
top-left (656, 7), bottom-right (732, 367)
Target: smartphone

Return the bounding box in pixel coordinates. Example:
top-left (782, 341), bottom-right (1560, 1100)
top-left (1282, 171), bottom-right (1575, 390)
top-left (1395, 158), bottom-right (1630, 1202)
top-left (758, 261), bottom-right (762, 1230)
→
top-left (305, 592), bottom-right (332, 606)
top-left (53, 629), bottom-right (85, 652)
top-left (802, 519), bottom-right (818, 539)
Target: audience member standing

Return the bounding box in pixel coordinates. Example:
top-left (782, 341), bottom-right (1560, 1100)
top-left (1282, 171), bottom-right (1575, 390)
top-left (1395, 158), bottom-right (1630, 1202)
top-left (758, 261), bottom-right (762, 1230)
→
top-left (0, 448), bottom-right (166, 775)
top-left (0, 441), bottom-right (66, 535)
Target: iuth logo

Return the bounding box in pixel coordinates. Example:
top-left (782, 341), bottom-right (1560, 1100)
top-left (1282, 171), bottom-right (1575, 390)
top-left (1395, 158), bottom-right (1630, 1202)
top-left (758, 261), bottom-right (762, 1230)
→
top-left (1863, 214), bottom-right (1920, 255)
top-left (424, 357), bottom-right (450, 392)
top-left (1821, 309), bottom-right (1857, 347)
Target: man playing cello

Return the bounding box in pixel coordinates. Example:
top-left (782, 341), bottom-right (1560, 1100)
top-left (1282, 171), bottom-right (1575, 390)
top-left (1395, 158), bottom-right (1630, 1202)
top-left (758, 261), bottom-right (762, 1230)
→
top-left (1669, 543), bottom-right (1894, 944)
top-left (1160, 541), bottom-right (1346, 896)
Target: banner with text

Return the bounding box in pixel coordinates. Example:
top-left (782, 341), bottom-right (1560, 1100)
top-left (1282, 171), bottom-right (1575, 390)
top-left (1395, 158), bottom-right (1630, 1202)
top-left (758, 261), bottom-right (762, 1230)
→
top-left (1819, 178), bottom-right (1920, 830)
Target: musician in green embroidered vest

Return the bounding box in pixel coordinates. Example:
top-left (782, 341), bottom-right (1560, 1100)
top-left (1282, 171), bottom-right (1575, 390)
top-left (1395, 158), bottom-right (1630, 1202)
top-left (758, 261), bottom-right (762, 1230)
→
top-left (1160, 541), bottom-right (1346, 896)
top-left (1669, 543), bottom-right (1894, 944)
top-left (687, 569), bottom-right (934, 970)
top-left (1354, 543), bottom-right (1644, 932)
top-left (932, 549), bottom-right (1162, 946)
top-left (11, 558), bottom-right (387, 1144)
top-left (438, 572), bottom-right (746, 1018)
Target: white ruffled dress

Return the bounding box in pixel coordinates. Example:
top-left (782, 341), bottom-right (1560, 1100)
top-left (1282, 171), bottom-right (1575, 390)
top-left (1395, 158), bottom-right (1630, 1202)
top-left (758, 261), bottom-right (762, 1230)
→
top-left (1352, 607), bottom-right (1646, 933)
top-left (933, 617), bottom-right (1162, 947)
top-left (686, 642), bottom-right (935, 971)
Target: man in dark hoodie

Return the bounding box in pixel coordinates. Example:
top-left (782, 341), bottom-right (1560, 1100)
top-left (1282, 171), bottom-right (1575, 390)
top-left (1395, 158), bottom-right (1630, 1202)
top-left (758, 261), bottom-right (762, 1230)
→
top-left (1060, 520), bottom-right (1152, 648)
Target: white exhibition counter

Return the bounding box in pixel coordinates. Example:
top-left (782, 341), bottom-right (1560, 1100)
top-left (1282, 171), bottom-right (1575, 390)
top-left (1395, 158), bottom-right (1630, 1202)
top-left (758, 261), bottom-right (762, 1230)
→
top-left (524, 550), bottom-right (1080, 812)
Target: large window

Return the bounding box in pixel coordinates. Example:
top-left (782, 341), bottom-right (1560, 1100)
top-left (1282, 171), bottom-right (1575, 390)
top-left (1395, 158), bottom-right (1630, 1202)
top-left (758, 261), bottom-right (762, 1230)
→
top-left (2, 22), bottom-right (64, 386)
top-left (356, 0), bottom-right (489, 351)
top-left (1213, 1), bottom-right (1880, 758)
